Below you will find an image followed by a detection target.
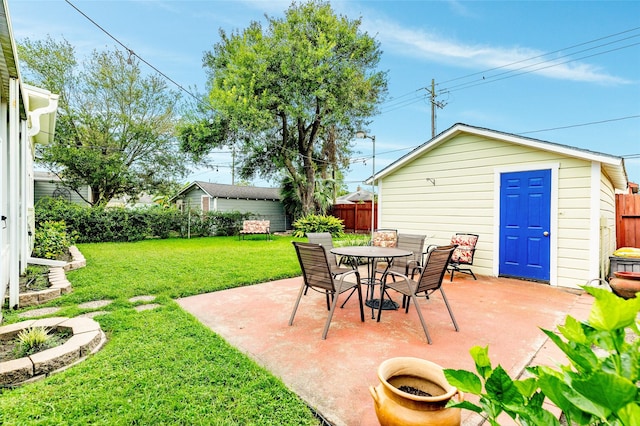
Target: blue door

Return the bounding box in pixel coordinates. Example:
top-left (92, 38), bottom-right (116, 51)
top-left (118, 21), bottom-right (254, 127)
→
top-left (499, 170), bottom-right (551, 281)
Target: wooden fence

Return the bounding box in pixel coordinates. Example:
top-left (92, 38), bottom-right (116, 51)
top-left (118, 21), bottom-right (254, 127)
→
top-left (330, 202), bottom-right (377, 233)
top-left (616, 193), bottom-right (640, 248)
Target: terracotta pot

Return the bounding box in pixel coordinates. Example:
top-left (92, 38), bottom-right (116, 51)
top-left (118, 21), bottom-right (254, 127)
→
top-left (370, 357), bottom-right (463, 426)
top-left (610, 271), bottom-right (640, 299)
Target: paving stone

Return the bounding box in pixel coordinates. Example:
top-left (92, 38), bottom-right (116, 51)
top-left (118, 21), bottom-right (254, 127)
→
top-left (79, 311), bottom-right (109, 319)
top-left (78, 300), bottom-right (112, 309)
top-left (129, 295), bottom-right (156, 303)
top-left (134, 303), bottom-right (161, 312)
top-left (18, 307), bottom-right (62, 318)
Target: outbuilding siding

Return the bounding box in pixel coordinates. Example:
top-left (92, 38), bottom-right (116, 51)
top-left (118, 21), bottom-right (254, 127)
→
top-left (376, 125), bottom-right (626, 289)
top-left (174, 182), bottom-right (287, 232)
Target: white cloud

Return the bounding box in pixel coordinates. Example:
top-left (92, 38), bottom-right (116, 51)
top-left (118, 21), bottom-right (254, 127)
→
top-left (367, 20), bottom-right (630, 85)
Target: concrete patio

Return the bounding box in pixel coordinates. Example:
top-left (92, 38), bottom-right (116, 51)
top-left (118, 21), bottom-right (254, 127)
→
top-left (177, 272), bottom-right (593, 426)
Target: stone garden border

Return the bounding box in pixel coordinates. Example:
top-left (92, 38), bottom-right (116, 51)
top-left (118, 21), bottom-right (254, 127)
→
top-left (11, 246), bottom-right (86, 308)
top-left (0, 316), bottom-right (106, 387)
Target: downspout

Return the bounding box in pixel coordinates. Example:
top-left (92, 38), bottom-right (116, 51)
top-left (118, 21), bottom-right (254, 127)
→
top-left (8, 78), bottom-right (19, 309)
top-left (19, 120), bottom-right (28, 276)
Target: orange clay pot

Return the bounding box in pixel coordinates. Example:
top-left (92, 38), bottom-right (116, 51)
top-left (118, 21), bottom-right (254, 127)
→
top-left (610, 271), bottom-right (640, 299)
top-left (369, 357), bottom-right (463, 426)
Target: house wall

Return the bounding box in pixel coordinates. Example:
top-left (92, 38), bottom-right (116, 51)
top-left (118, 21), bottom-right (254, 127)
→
top-left (379, 133), bottom-right (601, 288)
top-left (34, 179), bottom-right (91, 206)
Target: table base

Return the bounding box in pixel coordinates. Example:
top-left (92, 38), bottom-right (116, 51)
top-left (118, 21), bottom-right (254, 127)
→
top-left (365, 298), bottom-right (399, 310)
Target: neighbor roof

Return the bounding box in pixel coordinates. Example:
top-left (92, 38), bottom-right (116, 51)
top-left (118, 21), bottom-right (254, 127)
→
top-left (371, 123), bottom-right (628, 191)
top-left (173, 181), bottom-right (281, 201)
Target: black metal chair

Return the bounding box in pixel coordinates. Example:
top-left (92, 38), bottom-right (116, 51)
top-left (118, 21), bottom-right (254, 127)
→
top-left (448, 233), bottom-right (479, 281)
top-left (376, 245), bottom-right (459, 344)
top-left (290, 242), bottom-right (364, 340)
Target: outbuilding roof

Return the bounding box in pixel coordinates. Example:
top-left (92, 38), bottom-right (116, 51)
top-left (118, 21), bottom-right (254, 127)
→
top-left (173, 181), bottom-right (281, 201)
top-left (371, 123), bottom-right (628, 191)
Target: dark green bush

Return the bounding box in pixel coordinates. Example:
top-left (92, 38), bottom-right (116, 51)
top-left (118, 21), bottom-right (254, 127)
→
top-left (291, 214), bottom-right (344, 238)
top-left (32, 220), bottom-right (74, 260)
top-left (34, 198), bottom-right (254, 243)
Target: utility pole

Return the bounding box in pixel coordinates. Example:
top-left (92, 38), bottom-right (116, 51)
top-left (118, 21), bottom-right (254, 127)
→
top-left (426, 79), bottom-right (446, 138)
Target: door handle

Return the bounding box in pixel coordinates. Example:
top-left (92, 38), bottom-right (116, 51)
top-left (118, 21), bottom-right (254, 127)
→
top-left (543, 231), bottom-right (549, 237)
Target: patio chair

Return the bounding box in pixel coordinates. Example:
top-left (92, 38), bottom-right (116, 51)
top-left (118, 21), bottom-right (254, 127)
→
top-left (381, 233), bottom-right (427, 278)
top-left (290, 242), bottom-right (364, 339)
top-left (306, 232), bottom-right (353, 275)
top-left (448, 233), bottom-right (479, 281)
top-left (376, 245), bottom-right (459, 344)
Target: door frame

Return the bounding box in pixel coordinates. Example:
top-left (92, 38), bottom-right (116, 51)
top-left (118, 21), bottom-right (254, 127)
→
top-left (493, 163), bottom-right (559, 286)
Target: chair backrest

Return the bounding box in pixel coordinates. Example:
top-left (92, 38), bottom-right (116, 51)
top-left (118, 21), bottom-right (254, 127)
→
top-left (293, 242), bottom-right (335, 292)
top-left (391, 233), bottom-right (427, 272)
top-left (306, 232), bottom-right (338, 266)
top-left (450, 233), bottom-right (479, 265)
top-left (372, 229), bottom-right (397, 247)
top-left (415, 245), bottom-right (456, 293)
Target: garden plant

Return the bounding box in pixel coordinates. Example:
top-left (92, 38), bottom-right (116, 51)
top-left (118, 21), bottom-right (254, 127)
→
top-left (444, 286), bottom-right (640, 426)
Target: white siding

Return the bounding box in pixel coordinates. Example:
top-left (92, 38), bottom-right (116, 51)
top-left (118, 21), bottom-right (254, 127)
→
top-left (379, 133), bottom-right (597, 288)
top-left (599, 170), bottom-right (616, 280)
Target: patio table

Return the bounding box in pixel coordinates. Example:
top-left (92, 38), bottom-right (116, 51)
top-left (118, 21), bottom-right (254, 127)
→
top-left (330, 246), bottom-right (412, 318)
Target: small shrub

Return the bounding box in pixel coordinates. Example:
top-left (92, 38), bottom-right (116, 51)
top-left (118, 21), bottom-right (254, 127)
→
top-left (292, 214), bottom-right (344, 238)
top-left (32, 220), bottom-right (73, 260)
top-left (15, 327), bottom-right (51, 357)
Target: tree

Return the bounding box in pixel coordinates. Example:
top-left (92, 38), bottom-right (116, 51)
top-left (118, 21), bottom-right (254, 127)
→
top-left (19, 36), bottom-right (190, 206)
top-left (180, 0), bottom-right (387, 215)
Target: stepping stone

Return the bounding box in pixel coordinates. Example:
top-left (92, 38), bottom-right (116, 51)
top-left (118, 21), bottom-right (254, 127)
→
top-left (78, 300), bottom-right (112, 309)
top-left (79, 311), bottom-right (110, 319)
top-left (134, 304), bottom-right (161, 312)
top-left (18, 307), bottom-right (61, 318)
top-left (129, 295), bottom-right (156, 303)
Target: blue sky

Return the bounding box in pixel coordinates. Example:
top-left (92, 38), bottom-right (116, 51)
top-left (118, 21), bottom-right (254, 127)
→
top-left (10, 0), bottom-right (640, 191)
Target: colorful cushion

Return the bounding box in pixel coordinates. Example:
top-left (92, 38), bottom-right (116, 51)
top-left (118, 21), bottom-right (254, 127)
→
top-left (373, 231), bottom-right (397, 248)
top-left (450, 234), bottom-right (478, 264)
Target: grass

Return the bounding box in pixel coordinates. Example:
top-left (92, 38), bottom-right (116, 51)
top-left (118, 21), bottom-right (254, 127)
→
top-left (0, 235), bottom-right (325, 425)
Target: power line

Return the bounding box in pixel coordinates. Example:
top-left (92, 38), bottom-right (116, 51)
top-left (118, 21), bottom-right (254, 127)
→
top-left (437, 26), bottom-right (640, 87)
top-left (517, 115), bottom-right (640, 135)
top-left (64, 0), bottom-right (203, 105)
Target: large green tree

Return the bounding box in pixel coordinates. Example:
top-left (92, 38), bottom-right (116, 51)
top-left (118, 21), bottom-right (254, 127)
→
top-left (180, 0), bottom-right (386, 215)
top-left (19, 37), bottom-right (190, 206)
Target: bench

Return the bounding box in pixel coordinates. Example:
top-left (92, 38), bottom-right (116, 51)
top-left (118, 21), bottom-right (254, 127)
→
top-left (239, 220), bottom-right (271, 240)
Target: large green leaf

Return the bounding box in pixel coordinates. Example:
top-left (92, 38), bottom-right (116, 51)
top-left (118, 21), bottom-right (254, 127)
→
top-left (537, 369), bottom-right (593, 425)
top-left (617, 402), bottom-right (640, 426)
top-left (572, 372), bottom-right (637, 412)
top-left (485, 365), bottom-right (524, 408)
top-left (541, 328), bottom-right (598, 372)
top-left (443, 369), bottom-right (482, 394)
top-left (557, 315), bottom-right (588, 344)
top-left (584, 286), bottom-right (640, 331)
top-left (470, 345), bottom-right (493, 379)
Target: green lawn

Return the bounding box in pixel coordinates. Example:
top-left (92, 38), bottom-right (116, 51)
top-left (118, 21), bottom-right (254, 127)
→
top-left (0, 236), bottom-right (327, 425)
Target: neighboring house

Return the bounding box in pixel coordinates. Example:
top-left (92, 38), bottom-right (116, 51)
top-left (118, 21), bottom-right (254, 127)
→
top-left (171, 181), bottom-right (288, 232)
top-left (372, 123), bottom-right (628, 289)
top-left (1, 0), bottom-right (59, 319)
top-left (34, 171), bottom-right (92, 206)
top-left (335, 186), bottom-right (374, 204)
